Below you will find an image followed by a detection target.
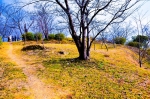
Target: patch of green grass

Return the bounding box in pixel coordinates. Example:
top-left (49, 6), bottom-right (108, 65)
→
top-left (98, 61), bottom-right (105, 69)
top-left (3, 64), bottom-right (26, 80)
top-left (36, 57), bottom-right (150, 98)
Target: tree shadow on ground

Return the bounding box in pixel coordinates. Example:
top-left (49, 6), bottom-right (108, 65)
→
top-left (42, 58), bottom-right (100, 69)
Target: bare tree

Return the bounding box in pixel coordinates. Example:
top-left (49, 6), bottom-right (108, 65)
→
top-left (53, 0), bottom-right (142, 60)
top-left (108, 22), bottom-right (135, 45)
top-left (0, 4), bottom-right (14, 41)
top-left (133, 12), bottom-right (150, 67)
top-left (122, 22), bottom-right (135, 40)
top-left (1, 0), bottom-right (144, 60)
top-left (23, 18), bottom-right (34, 44)
top-left (34, 2), bottom-right (54, 40)
top-left (0, 3), bottom-right (32, 42)
top-left (9, 8), bottom-right (27, 35)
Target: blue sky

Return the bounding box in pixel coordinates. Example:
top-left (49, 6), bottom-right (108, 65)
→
top-left (139, 1), bottom-right (150, 17)
top-left (1, 0), bottom-right (150, 40)
top-left (1, 0), bottom-right (150, 16)
top-left (1, 0), bottom-right (150, 24)
top-left (1, 0), bottom-right (16, 4)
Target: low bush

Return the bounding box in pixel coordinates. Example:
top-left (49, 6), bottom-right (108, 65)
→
top-left (55, 33), bottom-right (65, 41)
top-left (22, 32), bottom-right (34, 41)
top-left (114, 37), bottom-right (126, 45)
top-left (127, 41), bottom-right (140, 48)
top-left (48, 34), bottom-right (55, 40)
top-left (34, 33), bottom-right (42, 40)
top-left (133, 35), bottom-right (148, 43)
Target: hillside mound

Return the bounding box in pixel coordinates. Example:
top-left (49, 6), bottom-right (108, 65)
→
top-left (21, 45), bottom-right (44, 51)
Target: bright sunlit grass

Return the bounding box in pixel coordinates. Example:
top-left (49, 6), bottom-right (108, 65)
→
top-left (13, 41), bottom-right (150, 98)
top-left (2, 41), bottom-right (150, 98)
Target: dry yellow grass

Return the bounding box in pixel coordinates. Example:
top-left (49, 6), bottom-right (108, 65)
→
top-left (1, 41), bottom-right (150, 98)
top-left (0, 42), bottom-right (31, 99)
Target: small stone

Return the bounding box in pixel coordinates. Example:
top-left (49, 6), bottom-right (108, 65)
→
top-left (58, 51), bottom-right (69, 55)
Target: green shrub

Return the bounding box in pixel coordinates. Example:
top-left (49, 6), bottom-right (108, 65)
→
top-left (48, 34), bottom-right (55, 40)
top-left (133, 35), bottom-right (148, 43)
top-left (34, 33), bottom-right (42, 40)
top-left (114, 37), bottom-right (126, 45)
top-left (0, 36), bottom-right (2, 46)
top-left (55, 33), bottom-right (65, 41)
top-left (127, 41), bottom-right (141, 48)
top-left (22, 32), bottom-right (34, 41)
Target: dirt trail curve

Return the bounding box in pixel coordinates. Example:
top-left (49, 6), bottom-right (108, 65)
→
top-left (7, 44), bottom-right (69, 99)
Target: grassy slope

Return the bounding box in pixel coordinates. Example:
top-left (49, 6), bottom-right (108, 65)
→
top-left (0, 43), bottom-right (31, 99)
top-left (40, 44), bottom-right (150, 99)
top-left (2, 41), bottom-right (150, 98)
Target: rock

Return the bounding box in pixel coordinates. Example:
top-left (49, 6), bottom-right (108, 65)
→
top-left (58, 51), bottom-right (69, 55)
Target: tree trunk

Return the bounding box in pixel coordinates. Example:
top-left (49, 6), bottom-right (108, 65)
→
top-left (55, 0), bottom-right (89, 60)
top-left (72, 35), bottom-right (88, 60)
top-left (36, 34), bottom-right (38, 43)
top-left (78, 32), bottom-right (88, 60)
top-left (79, 44), bottom-right (87, 60)
top-left (81, 26), bottom-right (87, 60)
top-left (45, 29), bottom-right (49, 40)
top-left (24, 24), bottom-right (28, 45)
top-left (45, 34), bottom-right (48, 40)
top-left (76, 41), bottom-right (89, 60)
top-left (86, 48), bottom-right (90, 59)
top-left (104, 43), bottom-right (108, 51)
top-left (139, 60), bottom-right (142, 68)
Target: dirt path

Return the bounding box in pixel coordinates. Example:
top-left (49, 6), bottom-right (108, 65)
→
top-left (7, 44), bottom-right (69, 99)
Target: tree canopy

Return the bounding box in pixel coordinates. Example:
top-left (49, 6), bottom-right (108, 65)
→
top-left (53, 0), bottom-right (142, 60)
